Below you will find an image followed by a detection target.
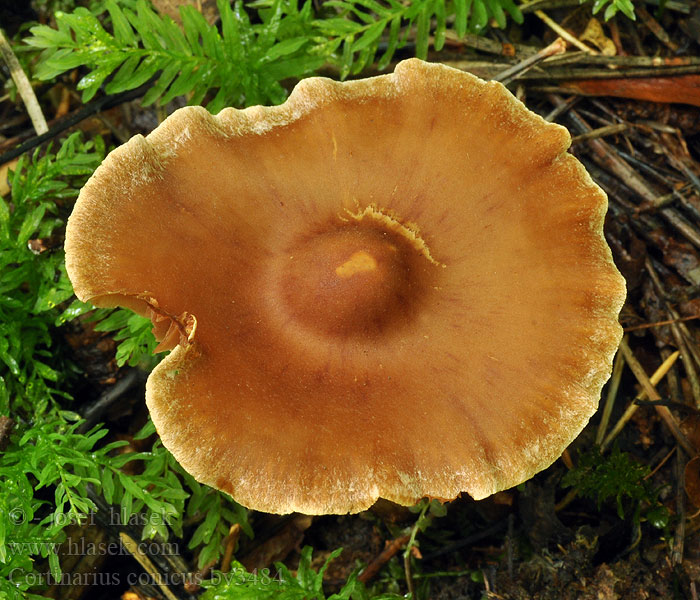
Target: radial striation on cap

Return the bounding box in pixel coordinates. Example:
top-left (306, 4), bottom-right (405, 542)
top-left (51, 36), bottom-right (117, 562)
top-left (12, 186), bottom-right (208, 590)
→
top-left (65, 58), bottom-right (626, 515)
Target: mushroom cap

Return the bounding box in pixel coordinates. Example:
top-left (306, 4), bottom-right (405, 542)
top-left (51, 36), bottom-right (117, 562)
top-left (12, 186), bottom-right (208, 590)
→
top-left (65, 59), bottom-right (626, 515)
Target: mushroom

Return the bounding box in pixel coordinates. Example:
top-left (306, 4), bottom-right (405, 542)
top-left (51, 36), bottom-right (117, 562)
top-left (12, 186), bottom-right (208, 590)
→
top-left (65, 58), bottom-right (626, 515)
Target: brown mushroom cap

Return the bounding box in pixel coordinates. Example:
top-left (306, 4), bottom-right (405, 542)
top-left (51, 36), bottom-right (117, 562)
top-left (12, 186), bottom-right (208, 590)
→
top-left (65, 59), bottom-right (626, 515)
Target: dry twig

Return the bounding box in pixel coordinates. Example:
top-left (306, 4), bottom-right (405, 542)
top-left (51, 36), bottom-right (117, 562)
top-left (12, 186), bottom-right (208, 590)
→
top-left (0, 28), bottom-right (47, 135)
top-left (613, 340), bottom-right (694, 456)
top-left (358, 535), bottom-right (410, 584)
top-left (600, 348), bottom-right (680, 452)
top-left (532, 11), bottom-right (597, 54)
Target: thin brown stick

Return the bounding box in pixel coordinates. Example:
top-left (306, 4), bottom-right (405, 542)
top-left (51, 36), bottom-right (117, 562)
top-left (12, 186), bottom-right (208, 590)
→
top-left (617, 341), bottom-right (695, 457)
top-left (119, 532), bottom-right (180, 600)
top-left (550, 96), bottom-right (700, 251)
top-left (561, 448), bottom-right (574, 469)
top-left (600, 348), bottom-right (680, 452)
top-left (623, 315), bottom-right (700, 332)
top-left (673, 448), bottom-right (687, 565)
top-left (554, 488), bottom-right (578, 512)
top-left (596, 344), bottom-right (625, 446)
top-left (533, 11), bottom-right (597, 54)
top-left (443, 31), bottom-right (539, 57)
top-left (444, 59), bottom-right (700, 82)
top-left (221, 523), bottom-right (242, 573)
top-left (571, 123), bottom-right (628, 144)
top-left (493, 37), bottom-right (566, 84)
top-left (544, 54), bottom-right (700, 68)
top-left (552, 97), bottom-right (656, 200)
top-left (644, 446), bottom-right (676, 480)
top-left (358, 535), bottom-right (410, 584)
top-left (636, 6), bottom-right (678, 51)
top-left (646, 259), bottom-right (700, 408)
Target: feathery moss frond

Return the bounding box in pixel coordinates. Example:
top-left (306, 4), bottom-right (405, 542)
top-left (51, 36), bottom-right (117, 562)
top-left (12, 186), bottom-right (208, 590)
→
top-left (25, 0), bottom-right (326, 111)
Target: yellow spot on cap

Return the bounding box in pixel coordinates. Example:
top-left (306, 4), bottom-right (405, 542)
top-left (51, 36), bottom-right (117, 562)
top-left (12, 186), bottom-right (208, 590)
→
top-left (335, 251), bottom-right (377, 278)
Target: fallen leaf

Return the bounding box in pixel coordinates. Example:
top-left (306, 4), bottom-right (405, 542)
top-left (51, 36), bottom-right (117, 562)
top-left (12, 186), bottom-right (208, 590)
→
top-left (562, 75), bottom-right (700, 108)
top-left (580, 18), bottom-right (616, 56)
top-left (0, 158), bottom-right (19, 197)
